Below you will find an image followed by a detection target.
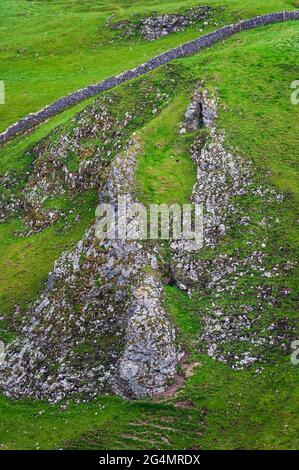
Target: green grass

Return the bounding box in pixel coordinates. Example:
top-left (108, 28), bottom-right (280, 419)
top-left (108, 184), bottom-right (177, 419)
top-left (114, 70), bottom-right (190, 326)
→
top-left (181, 20), bottom-right (299, 202)
top-left (0, 65), bottom-right (184, 332)
top-left (0, 0), bottom-right (299, 451)
top-left (0, 0), bottom-right (298, 132)
top-left (0, 191), bottom-right (97, 324)
top-left (136, 92), bottom-right (197, 205)
top-left (0, 394), bottom-right (124, 450)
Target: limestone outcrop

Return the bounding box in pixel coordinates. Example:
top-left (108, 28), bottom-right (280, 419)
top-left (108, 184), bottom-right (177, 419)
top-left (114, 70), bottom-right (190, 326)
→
top-left (0, 137), bottom-right (180, 402)
top-left (171, 90), bottom-right (296, 368)
top-left (109, 6), bottom-right (214, 41)
top-left (0, 86), bottom-right (296, 402)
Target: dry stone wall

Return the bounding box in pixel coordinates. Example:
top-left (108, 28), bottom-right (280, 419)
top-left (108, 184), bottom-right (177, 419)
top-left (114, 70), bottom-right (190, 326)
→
top-left (0, 10), bottom-right (298, 145)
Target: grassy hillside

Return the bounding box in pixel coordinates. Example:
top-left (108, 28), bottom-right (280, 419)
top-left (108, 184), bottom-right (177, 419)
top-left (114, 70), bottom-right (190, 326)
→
top-left (0, 1), bottom-right (298, 450)
top-left (0, 0), bottom-right (299, 132)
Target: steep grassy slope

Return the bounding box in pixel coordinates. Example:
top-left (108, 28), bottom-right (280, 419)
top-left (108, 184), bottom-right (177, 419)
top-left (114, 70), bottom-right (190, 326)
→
top-left (1, 0), bottom-right (299, 131)
top-left (0, 2), bottom-right (298, 450)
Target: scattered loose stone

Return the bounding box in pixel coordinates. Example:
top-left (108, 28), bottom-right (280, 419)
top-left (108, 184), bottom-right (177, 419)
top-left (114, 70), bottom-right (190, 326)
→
top-left (108, 6), bottom-right (215, 41)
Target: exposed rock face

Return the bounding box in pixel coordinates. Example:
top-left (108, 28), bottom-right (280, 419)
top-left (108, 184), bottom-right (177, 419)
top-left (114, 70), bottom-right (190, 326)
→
top-left (190, 99), bottom-right (252, 248)
top-left (1, 85), bottom-right (296, 402)
top-left (0, 137), bottom-right (180, 402)
top-left (183, 95), bottom-right (203, 131)
top-left (115, 272), bottom-right (179, 398)
top-left (171, 89), bottom-right (296, 368)
top-left (0, 171), bottom-right (23, 222)
top-left (0, 79), bottom-right (174, 234)
top-left (174, 88), bottom-right (252, 259)
top-left (140, 7), bottom-right (214, 41)
top-left (109, 7), bottom-right (214, 41)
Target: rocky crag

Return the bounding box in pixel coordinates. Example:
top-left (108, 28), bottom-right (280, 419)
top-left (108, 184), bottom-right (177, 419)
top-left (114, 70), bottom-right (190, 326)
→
top-left (0, 76), bottom-right (176, 234)
top-left (108, 6), bottom-right (216, 41)
top-left (0, 135), bottom-right (180, 402)
top-left (0, 85), bottom-right (296, 402)
top-left (171, 90), bottom-right (297, 369)
top-left (0, 78), bottom-right (183, 402)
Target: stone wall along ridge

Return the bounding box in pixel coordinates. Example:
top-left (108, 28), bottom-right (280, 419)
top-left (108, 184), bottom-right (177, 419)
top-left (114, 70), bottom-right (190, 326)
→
top-left (0, 10), bottom-right (298, 145)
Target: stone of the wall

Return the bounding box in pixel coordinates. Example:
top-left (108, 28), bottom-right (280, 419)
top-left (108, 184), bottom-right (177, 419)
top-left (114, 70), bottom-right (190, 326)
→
top-left (286, 10), bottom-right (299, 20)
top-left (0, 10), bottom-right (298, 145)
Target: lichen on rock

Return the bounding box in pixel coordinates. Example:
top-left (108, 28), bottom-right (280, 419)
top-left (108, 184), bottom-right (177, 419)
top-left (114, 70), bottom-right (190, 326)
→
top-left (1, 83), bottom-right (296, 404)
top-left (0, 136), bottom-right (180, 402)
top-left (170, 88), bottom-right (297, 369)
top-left (108, 6), bottom-right (216, 41)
